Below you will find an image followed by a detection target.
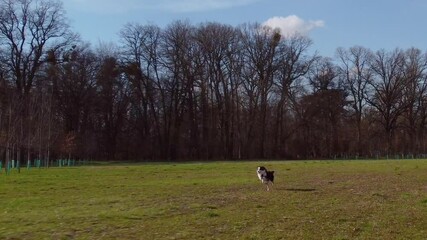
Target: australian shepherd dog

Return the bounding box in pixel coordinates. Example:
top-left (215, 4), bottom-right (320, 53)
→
top-left (257, 166), bottom-right (275, 191)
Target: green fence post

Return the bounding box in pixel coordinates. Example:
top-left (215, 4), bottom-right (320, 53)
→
top-left (7, 161), bottom-right (11, 175)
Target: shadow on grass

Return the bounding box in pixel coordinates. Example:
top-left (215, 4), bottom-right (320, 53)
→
top-left (284, 188), bottom-right (316, 192)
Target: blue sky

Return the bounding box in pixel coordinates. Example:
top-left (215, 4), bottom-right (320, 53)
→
top-left (63, 0), bottom-right (427, 57)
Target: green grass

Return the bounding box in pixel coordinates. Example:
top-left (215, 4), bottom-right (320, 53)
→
top-left (1, 160), bottom-right (426, 239)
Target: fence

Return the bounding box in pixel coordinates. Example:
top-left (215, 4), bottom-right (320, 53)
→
top-left (0, 159), bottom-right (92, 175)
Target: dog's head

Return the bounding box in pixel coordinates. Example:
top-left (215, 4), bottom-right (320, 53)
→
top-left (257, 166), bottom-right (274, 180)
top-left (257, 166), bottom-right (267, 176)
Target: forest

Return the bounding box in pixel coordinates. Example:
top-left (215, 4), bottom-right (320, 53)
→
top-left (1, 0), bottom-right (427, 161)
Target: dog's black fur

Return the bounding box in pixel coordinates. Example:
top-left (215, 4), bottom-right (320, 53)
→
top-left (257, 166), bottom-right (275, 191)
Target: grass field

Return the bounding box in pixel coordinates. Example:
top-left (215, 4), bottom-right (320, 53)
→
top-left (1, 160), bottom-right (426, 239)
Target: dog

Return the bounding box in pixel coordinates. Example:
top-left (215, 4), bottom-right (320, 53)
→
top-left (257, 166), bottom-right (275, 191)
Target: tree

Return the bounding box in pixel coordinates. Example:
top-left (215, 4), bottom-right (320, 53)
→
top-left (120, 23), bottom-right (163, 159)
top-left (156, 21), bottom-right (203, 160)
top-left (0, 0), bottom-right (76, 167)
top-left (336, 46), bottom-right (373, 155)
top-left (368, 49), bottom-right (407, 154)
top-left (194, 22), bottom-right (242, 159)
top-left (0, 0), bottom-right (75, 95)
top-left (273, 35), bottom-right (315, 157)
top-left (96, 52), bottom-right (130, 159)
top-left (298, 57), bottom-right (346, 158)
top-left (240, 24), bottom-right (281, 158)
top-left (400, 48), bottom-right (427, 153)
top-left (50, 44), bottom-right (98, 158)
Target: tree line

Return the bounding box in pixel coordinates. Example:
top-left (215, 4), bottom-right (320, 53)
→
top-left (1, 0), bottom-right (427, 162)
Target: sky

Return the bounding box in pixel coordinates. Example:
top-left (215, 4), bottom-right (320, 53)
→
top-left (63, 0), bottom-right (427, 57)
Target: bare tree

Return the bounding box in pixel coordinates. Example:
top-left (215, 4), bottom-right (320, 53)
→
top-left (336, 46), bottom-right (373, 155)
top-left (195, 22), bottom-right (242, 159)
top-left (96, 51), bottom-right (130, 159)
top-left (368, 49), bottom-right (407, 154)
top-left (159, 21), bottom-right (199, 160)
top-left (400, 48), bottom-right (427, 153)
top-left (299, 57), bottom-right (346, 158)
top-left (240, 24), bottom-right (281, 158)
top-left (50, 44), bottom-right (98, 159)
top-left (120, 23), bottom-right (164, 159)
top-left (0, 0), bottom-right (76, 95)
top-left (0, 0), bottom-right (76, 168)
top-left (273, 35), bottom-right (315, 157)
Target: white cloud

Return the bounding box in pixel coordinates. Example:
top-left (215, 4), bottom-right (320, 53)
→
top-left (262, 15), bottom-right (325, 37)
top-left (68, 0), bottom-right (260, 14)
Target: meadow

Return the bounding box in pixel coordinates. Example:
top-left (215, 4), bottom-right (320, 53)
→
top-left (0, 160), bottom-right (426, 239)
